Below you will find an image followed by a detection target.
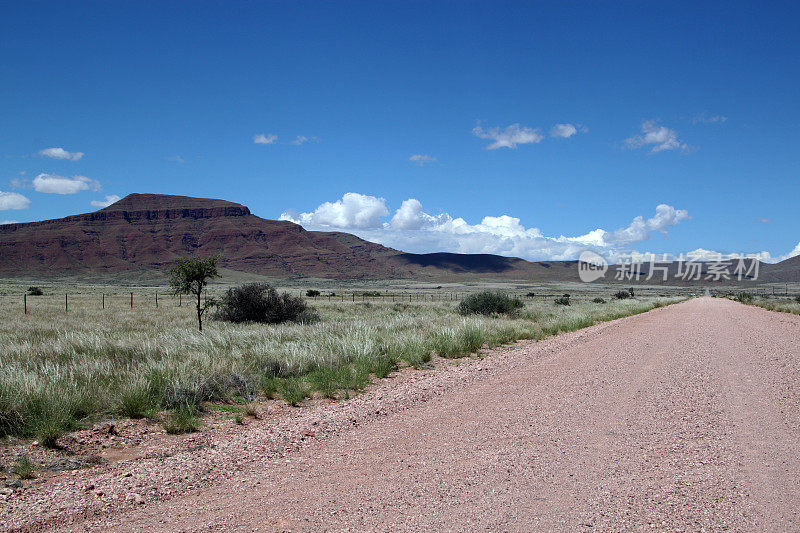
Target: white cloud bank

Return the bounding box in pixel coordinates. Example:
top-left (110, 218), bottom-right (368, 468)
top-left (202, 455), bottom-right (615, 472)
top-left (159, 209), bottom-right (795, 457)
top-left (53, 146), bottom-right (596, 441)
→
top-left (625, 120), bottom-right (689, 153)
top-left (782, 242), bottom-right (800, 261)
top-left (472, 123), bottom-right (544, 149)
top-left (90, 194), bottom-right (121, 208)
top-left (0, 191), bottom-right (31, 210)
top-left (280, 192), bottom-right (694, 262)
top-left (32, 173), bottom-right (101, 194)
top-left (673, 242), bottom-right (800, 264)
top-left (38, 147), bottom-right (84, 161)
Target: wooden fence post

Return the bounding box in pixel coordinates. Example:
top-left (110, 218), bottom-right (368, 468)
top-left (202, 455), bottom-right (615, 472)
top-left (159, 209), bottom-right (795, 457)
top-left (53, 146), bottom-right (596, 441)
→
top-left (65, 293), bottom-right (68, 313)
top-left (130, 292), bottom-right (133, 308)
top-left (155, 292), bottom-right (158, 308)
top-left (102, 293), bottom-right (105, 309)
top-left (24, 293), bottom-right (27, 314)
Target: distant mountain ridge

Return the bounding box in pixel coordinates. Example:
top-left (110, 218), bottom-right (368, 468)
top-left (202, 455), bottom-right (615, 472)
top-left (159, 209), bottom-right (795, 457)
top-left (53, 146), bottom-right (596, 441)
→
top-left (0, 194), bottom-right (400, 278)
top-left (0, 193), bottom-right (796, 283)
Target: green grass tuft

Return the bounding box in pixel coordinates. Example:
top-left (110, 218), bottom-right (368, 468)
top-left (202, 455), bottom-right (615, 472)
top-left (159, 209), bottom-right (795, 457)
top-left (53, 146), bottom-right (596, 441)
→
top-left (12, 455), bottom-right (36, 480)
top-left (163, 404), bottom-right (201, 434)
top-left (280, 378), bottom-right (310, 406)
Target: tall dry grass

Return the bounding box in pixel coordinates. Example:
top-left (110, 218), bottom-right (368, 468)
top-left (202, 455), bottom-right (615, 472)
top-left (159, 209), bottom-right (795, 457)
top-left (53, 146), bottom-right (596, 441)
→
top-left (0, 289), bottom-right (682, 443)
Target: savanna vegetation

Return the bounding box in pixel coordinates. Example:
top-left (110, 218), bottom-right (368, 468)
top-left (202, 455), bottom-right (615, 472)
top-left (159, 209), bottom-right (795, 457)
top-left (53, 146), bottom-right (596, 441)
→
top-left (732, 292), bottom-right (800, 315)
top-left (0, 283), bottom-right (683, 446)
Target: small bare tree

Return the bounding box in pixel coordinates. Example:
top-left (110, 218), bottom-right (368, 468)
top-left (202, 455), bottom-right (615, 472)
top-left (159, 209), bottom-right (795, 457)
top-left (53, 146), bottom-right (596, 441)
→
top-left (168, 255), bottom-right (220, 331)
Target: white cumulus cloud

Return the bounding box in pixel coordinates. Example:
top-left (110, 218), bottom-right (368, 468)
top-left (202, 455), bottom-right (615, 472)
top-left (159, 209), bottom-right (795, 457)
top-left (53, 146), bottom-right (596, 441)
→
top-left (32, 173), bottom-right (101, 194)
top-left (90, 194), bottom-right (122, 208)
top-left (280, 192), bottom-right (389, 229)
top-left (0, 191), bottom-right (31, 210)
top-left (472, 123), bottom-right (544, 149)
top-left (604, 204), bottom-right (691, 245)
top-left (254, 133), bottom-right (278, 145)
top-left (281, 193), bottom-right (692, 262)
top-left (409, 154), bottom-right (437, 166)
top-left (38, 147), bottom-right (84, 161)
top-left (390, 199), bottom-right (457, 230)
top-left (778, 241), bottom-right (800, 262)
top-left (625, 120), bottom-right (689, 153)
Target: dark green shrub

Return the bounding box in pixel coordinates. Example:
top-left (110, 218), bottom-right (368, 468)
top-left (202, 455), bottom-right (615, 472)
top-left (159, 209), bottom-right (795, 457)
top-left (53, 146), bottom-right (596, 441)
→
top-left (458, 291), bottom-right (523, 316)
top-left (525, 292), bottom-right (536, 298)
top-left (215, 283), bottom-right (320, 324)
top-left (592, 297), bottom-right (606, 304)
top-left (26, 286), bottom-right (43, 296)
top-left (613, 290), bottom-right (631, 300)
top-left (735, 293), bottom-right (754, 304)
top-left (361, 291), bottom-right (381, 297)
top-left (305, 289), bottom-right (320, 297)
top-left (554, 295), bottom-right (571, 306)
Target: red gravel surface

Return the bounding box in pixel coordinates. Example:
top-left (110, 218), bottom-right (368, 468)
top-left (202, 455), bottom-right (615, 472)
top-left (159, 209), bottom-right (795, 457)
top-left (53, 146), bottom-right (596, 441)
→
top-left (6, 297), bottom-right (800, 531)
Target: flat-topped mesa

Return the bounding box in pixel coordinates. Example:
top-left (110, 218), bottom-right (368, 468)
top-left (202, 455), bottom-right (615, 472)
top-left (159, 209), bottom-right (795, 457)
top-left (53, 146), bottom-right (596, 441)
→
top-left (101, 193), bottom-right (247, 213)
top-left (94, 193), bottom-right (251, 221)
top-left (0, 194), bottom-right (251, 232)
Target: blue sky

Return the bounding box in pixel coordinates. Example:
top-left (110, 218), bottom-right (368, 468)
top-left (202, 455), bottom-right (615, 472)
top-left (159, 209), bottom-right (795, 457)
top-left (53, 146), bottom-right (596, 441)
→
top-left (1, 1), bottom-right (798, 262)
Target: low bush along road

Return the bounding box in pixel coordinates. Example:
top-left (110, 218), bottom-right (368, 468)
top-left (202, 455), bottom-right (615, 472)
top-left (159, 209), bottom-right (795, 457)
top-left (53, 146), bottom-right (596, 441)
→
top-left (6, 296), bottom-right (800, 531)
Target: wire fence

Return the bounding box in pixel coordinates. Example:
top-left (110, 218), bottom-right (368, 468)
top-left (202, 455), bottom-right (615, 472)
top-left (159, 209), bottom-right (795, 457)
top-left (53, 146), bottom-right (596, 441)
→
top-left (2, 285), bottom-right (722, 316)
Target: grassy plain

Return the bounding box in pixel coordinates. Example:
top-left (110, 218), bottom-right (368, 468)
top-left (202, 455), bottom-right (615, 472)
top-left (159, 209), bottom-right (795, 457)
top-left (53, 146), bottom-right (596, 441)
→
top-left (0, 281), bottom-right (687, 445)
top-left (742, 295), bottom-right (800, 315)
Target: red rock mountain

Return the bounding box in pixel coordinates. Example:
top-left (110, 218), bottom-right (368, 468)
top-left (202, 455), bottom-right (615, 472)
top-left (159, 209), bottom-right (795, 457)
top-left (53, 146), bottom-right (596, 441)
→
top-left (0, 193), bottom-right (795, 283)
top-left (0, 194), bottom-right (403, 278)
top-left (0, 193), bottom-right (576, 280)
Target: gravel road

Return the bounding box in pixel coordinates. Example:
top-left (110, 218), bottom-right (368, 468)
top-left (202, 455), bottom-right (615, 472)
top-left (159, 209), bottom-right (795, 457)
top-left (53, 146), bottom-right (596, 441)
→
top-left (12, 297), bottom-right (800, 531)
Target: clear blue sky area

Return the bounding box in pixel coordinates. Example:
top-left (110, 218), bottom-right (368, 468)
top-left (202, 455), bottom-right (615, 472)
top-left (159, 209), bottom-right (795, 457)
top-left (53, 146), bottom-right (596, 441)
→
top-left (1, 1), bottom-right (798, 261)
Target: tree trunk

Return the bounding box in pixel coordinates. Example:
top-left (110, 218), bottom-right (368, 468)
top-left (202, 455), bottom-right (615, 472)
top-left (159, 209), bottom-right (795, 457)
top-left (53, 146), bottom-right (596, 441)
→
top-left (197, 290), bottom-right (203, 331)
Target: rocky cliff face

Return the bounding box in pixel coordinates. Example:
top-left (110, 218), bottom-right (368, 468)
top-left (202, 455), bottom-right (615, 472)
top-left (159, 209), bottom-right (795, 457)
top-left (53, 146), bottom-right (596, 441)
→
top-left (0, 193), bottom-right (406, 278)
